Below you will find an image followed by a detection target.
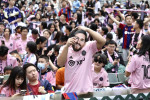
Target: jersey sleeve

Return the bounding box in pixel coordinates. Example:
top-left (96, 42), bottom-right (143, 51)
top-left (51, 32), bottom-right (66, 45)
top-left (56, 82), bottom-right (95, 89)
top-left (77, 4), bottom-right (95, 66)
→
top-left (119, 23), bottom-right (125, 31)
top-left (126, 55), bottom-right (137, 73)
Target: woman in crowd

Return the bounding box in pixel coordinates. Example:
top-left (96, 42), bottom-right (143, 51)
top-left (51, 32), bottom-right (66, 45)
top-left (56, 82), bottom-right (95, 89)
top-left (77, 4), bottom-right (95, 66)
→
top-left (0, 66), bottom-right (26, 97)
top-left (23, 41), bottom-right (37, 65)
top-left (126, 35), bottom-right (150, 94)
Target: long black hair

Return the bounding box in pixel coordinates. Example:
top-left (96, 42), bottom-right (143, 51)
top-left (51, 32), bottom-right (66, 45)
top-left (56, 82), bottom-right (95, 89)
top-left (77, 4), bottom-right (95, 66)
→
top-left (2, 66), bottom-right (26, 91)
top-left (138, 35), bottom-right (150, 61)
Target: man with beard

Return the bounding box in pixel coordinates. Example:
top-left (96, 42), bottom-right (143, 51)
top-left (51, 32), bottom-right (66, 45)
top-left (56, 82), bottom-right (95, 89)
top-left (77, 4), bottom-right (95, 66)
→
top-left (57, 26), bottom-right (106, 96)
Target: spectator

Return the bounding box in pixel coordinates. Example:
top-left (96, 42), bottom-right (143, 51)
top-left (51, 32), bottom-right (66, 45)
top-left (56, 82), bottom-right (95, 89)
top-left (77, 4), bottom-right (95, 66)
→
top-left (126, 35), bottom-right (150, 94)
top-left (36, 36), bottom-right (47, 56)
top-left (57, 26), bottom-right (106, 94)
top-left (0, 66), bottom-right (26, 97)
top-left (65, 25), bottom-right (72, 37)
top-left (0, 46), bottom-right (18, 74)
top-left (37, 55), bottom-right (56, 87)
top-left (23, 41), bottom-right (37, 65)
top-left (23, 63), bottom-right (54, 95)
top-left (72, 0), bottom-right (81, 13)
top-left (104, 40), bottom-right (125, 73)
top-left (0, 22), bottom-right (5, 39)
top-left (92, 53), bottom-right (109, 88)
top-left (3, 0), bottom-right (21, 27)
top-left (4, 66), bottom-right (12, 75)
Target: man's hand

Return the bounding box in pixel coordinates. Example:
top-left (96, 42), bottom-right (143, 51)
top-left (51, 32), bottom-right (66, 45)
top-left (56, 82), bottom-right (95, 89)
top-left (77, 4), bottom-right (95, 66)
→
top-left (38, 86), bottom-right (47, 94)
top-left (113, 59), bottom-right (120, 66)
top-left (4, 19), bottom-right (9, 24)
top-left (66, 37), bottom-right (76, 47)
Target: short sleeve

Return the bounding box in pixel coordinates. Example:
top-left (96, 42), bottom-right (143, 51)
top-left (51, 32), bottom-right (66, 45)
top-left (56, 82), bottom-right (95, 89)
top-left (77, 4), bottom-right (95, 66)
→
top-left (28, 55), bottom-right (37, 65)
top-left (126, 55), bottom-right (137, 73)
top-left (88, 41), bottom-right (98, 54)
top-left (119, 23), bottom-right (125, 30)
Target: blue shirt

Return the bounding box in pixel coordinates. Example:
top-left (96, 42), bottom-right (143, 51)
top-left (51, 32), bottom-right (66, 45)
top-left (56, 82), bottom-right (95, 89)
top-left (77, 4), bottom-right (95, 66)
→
top-left (72, 0), bottom-right (81, 13)
top-left (3, 6), bottom-right (21, 23)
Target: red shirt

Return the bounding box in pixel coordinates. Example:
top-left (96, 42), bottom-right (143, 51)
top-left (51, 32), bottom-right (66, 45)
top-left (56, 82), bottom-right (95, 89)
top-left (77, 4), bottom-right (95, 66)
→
top-left (27, 81), bottom-right (41, 95)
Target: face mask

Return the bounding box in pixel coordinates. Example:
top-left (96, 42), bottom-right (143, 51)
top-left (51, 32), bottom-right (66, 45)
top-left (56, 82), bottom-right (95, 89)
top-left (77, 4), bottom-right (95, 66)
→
top-left (37, 63), bottom-right (45, 70)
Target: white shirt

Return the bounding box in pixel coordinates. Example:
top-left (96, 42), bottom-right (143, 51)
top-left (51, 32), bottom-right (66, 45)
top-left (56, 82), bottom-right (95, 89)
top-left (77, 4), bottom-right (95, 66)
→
top-left (94, 1), bottom-right (101, 14)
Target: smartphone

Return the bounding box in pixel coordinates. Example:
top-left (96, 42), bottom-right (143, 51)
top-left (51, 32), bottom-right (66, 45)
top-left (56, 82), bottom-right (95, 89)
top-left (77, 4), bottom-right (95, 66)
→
top-left (20, 90), bottom-right (27, 95)
top-left (115, 57), bottom-right (120, 60)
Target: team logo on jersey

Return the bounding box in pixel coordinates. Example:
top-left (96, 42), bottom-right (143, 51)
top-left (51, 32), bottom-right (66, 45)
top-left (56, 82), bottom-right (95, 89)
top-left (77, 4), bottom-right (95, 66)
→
top-left (82, 50), bottom-right (86, 56)
top-left (99, 77), bottom-right (103, 81)
top-left (68, 60), bottom-right (75, 67)
top-left (10, 43), bottom-right (13, 46)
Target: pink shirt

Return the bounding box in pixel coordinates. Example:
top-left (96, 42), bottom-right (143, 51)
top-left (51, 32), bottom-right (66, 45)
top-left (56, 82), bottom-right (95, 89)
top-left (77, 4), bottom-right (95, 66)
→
top-left (64, 41), bottom-right (98, 94)
top-left (14, 37), bottom-right (33, 54)
top-left (0, 38), bottom-right (15, 53)
top-left (126, 54), bottom-right (150, 89)
top-left (41, 71), bottom-right (56, 86)
top-left (0, 86), bottom-right (20, 97)
top-left (0, 54), bottom-right (18, 74)
top-left (92, 66), bottom-right (109, 88)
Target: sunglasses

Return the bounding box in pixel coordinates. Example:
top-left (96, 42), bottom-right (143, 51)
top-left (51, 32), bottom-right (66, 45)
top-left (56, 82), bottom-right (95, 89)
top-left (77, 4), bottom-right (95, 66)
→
top-left (94, 58), bottom-right (102, 63)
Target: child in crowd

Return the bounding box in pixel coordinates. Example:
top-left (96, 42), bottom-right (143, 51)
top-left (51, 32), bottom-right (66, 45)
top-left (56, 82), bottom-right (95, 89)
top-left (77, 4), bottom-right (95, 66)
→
top-left (37, 55), bottom-right (56, 88)
top-left (4, 66), bottom-right (12, 75)
top-left (92, 53), bottom-right (109, 88)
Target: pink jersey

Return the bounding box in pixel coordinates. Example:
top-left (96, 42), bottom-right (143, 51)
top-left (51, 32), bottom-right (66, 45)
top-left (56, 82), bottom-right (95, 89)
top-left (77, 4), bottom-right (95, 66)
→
top-left (14, 37), bottom-right (33, 54)
top-left (126, 54), bottom-right (150, 89)
top-left (0, 54), bottom-right (18, 74)
top-left (0, 38), bottom-right (15, 53)
top-left (41, 71), bottom-right (56, 86)
top-left (0, 86), bottom-right (20, 97)
top-left (92, 66), bottom-right (109, 88)
top-left (64, 41), bottom-right (98, 94)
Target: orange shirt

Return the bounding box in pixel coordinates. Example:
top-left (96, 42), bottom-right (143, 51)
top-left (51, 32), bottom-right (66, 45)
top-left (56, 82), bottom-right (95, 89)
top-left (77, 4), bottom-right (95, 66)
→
top-left (56, 67), bottom-right (65, 86)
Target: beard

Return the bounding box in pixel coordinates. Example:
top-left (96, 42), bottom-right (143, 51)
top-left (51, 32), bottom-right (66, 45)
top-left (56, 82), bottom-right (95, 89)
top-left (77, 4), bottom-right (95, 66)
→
top-left (72, 43), bottom-right (82, 51)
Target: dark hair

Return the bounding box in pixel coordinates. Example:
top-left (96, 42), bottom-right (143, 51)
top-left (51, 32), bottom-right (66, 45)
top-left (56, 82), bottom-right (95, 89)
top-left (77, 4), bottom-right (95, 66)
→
top-left (41, 22), bottom-right (47, 29)
top-left (107, 24), bottom-right (113, 30)
top-left (60, 35), bottom-right (68, 42)
top-left (38, 55), bottom-right (49, 62)
top-left (106, 33), bottom-right (113, 40)
top-left (2, 66), bottom-right (26, 91)
top-left (77, 13), bottom-right (82, 25)
top-left (117, 28), bottom-right (123, 39)
top-left (0, 46), bottom-right (8, 57)
top-left (93, 53), bottom-right (107, 67)
top-left (138, 35), bottom-right (150, 61)
top-left (53, 31), bottom-right (63, 43)
top-left (36, 36), bottom-right (47, 45)
top-left (69, 21), bottom-right (77, 27)
top-left (32, 29), bottom-right (38, 35)
top-left (94, 18), bottom-right (100, 23)
top-left (23, 63), bottom-right (37, 74)
top-left (107, 40), bottom-right (117, 47)
top-left (69, 29), bottom-right (88, 42)
top-left (102, 27), bottom-right (108, 35)
top-left (66, 25), bottom-right (72, 32)
top-left (4, 28), bottom-right (11, 36)
top-left (136, 19), bottom-right (143, 29)
top-left (21, 27), bottom-right (29, 32)
top-left (125, 15), bottom-right (132, 20)
top-left (54, 45), bottom-right (62, 53)
top-left (47, 23), bottom-right (56, 32)
top-left (4, 66), bottom-right (13, 73)
top-left (27, 41), bottom-right (37, 53)
top-left (131, 12), bottom-right (139, 20)
top-left (90, 23), bottom-right (98, 31)
top-left (15, 26), bottom-right (22, 32)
